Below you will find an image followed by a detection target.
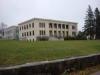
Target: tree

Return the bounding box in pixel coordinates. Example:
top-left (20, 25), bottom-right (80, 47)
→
top-left (0, 22), bottom-right (7, 38)
top-left (84, 5), bottom-right (95, 40)
top-left (94, 8), bottom-right (100, 39)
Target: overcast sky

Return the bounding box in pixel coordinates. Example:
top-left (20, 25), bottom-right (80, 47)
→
top-left (0, 0), bottom-right (98, 31)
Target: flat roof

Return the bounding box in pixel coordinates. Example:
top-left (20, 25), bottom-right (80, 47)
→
top-left (18, 18), bottom-right (78, 25)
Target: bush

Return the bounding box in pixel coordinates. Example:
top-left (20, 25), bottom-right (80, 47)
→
top-left (36, 36), bottom-right (49, 41)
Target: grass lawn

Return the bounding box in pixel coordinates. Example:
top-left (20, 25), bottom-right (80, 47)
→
top-left (0, 40), bottom-right (100, 67)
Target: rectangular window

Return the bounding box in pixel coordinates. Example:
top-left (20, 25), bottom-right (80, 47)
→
top-left (29, 24), bottom-right (31, 28)
top-left (24, 25), bottom-right (26, 30)
top-left (22, 26), bottom-right (23, 30)
top-left (30, 31), bottom-right (31, 36)
top-left (44, 31), bottom-right (45, 35)
top-left (54, 31), bottom-right (57, 37)
top-left (39, 23), bottom-right (45, 28)
top-left (72, 32), bottom-right (76, 36)
top-left (58, 24), bottom-right (61, 29)
top-left (58, 31), bottom-right (61, 37)
top-left (20, 27), bottom-right (21, 31)
top-left (27, 32), bottom-right (28, 36)
top-left (66, 31), bottom-right (68, 36)
top-left (49, 23), bottom-right (52, 28)
top-left (72, 26), bottom-right (75, 29)
top-left (66, 25), bottom-right (69, 29)
top-left (24, 32), bottom-right (26, 36)
top-left (32, 23), bottom-right (34, 28)
top-left (54, 23), bottom-right (57, 28)
top-left (39, 30), bottom-right (41, 35)
top-left (33, 31), bottom-right (34, 35)
top-left (22, 33), bottom-right (24, 37)
top-left (27, 25), bottom-right (28, 29)
top-left (62, 31), bottom-right (65, 37)
top-left (49, 30), bottom-right (53, 36)
top-left (62, 24), bottom-right (65, 29)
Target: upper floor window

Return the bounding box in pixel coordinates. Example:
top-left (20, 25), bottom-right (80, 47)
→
top-left (22, 26), bottom-right (23, 30)
top-left (66, 25), bottom-right (69, 29)
top-left (33, 31), bottom-right (34, 35)
top-left (54, 23), bottom-right (57, 28)
top-left (39, 23), bottom-right (45, 28)
top-left (30, 31), bottom-right (31, 36)
top-left (49, 23), bottom-right (52, 28)
top-left (27, 32), bottom-right (28, 36)
top-left (62, 24), bottom-right (65, 29)
top-left (72, 26), bottom-right (76, 29)
top-left (24, 25), bottom-right (26, 30)
top-left (32, 23), bottom-right (34, 28)
top-left (26, 24), bottom-right (28, 29)
top-left (29, 24), bottom-right (31, 28)
top-left (58, 24), bottom-right (61, 29)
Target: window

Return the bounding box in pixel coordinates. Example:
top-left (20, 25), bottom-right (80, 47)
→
top-left (27, 32), bottom-right (28, 36)
top-left (22, 26), bottom-right (23, 30)
top-left (66, 31), bottom-right (68, 36)
top-left (66, 25), bottom-right (69, 29)
top-left (24, 32), bottom-right (26, 36)
top-left (58, 24), bottom-right (61, 29)
top-left (49, 23), bottom-right (52, 28)
top-left (58, 31), bottom-right (61, 36)
top-left (24, 25), bottom-right (26, 30)
top-left (40, 30), bottom-right (41, 35)
top-left (33, 31), bottom-right (34, 35)
top-left (62, 31), bottom-right (65, 37)
top-left (72, 32), bottom-right (76, 36)
top-left (54, 31), bottom-right (57, 37)
top-left (20, 27), bottom-right (21, 31)
top-left (29, 24), bottom-right (31, 28)
top-left (30, 31), bottom-right (31, 36)
top-left (22, 33), bottom-right (24, 37)
top-left (39, 23), bottom-right (45, 28)
top-left (49, 30), bottom-right (53, 36)
top-left (72, 26), bottom-right (75, 29)
top-left (26, 25), bottom-right (28, 29)
top-left (44, 31), bottom-right (45, 35)
top-left (54, 23), bottom-right (57, 28)
top-left (32, 23), bottom-right (34, 28)
top-left (40, 30), bottom-right (45, 35)
top-left (62, 24), bottom-right (65, 29)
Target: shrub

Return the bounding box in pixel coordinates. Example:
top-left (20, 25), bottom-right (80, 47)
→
top-left (36, 36), bottom-right (49, 41)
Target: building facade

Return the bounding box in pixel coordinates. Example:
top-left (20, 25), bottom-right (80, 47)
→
top-left (18, 18), bottom-right (77, 41)
top-left (4, 26), bottom-right (19, 40)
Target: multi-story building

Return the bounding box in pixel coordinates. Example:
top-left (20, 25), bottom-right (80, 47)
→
top-left (4, 26), bottom-right (19, 40)
top-left (18, 18), bottom-right (77, 41)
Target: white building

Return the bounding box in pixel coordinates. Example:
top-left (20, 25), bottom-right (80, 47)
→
top-left (4, 26), bottom-right (19, 40)
top-left (18, 18), bottom-right (78, 41)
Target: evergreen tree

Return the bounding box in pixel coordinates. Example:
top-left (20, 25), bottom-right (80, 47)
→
top-left (94, 8), bottom-right (100, 39)
top-left (84, 5), bottom-right (95, 40)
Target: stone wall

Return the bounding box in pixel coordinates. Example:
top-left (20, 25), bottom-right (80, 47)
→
top-left (0, 54), bottom-right (100, 75)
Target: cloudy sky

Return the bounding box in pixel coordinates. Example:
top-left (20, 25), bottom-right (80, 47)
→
top-left (0, 0), bottom-right (98, 30)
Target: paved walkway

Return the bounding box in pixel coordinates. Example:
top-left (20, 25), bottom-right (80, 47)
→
top-left (91, 71), bottom-right (100, 75)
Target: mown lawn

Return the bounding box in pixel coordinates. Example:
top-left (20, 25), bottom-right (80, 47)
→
top-left (0, 40), bottom-right (100, 67)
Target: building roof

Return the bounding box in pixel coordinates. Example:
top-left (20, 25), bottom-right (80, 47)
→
top-left (18, 18), bottom-right (78, 25)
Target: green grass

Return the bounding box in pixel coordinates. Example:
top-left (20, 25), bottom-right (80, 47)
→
top-left (0, 40), bottom-right (100, 67)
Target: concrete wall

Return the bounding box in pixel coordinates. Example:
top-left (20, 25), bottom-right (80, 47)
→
top-left (0, 54), bottom-right (100, 75)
